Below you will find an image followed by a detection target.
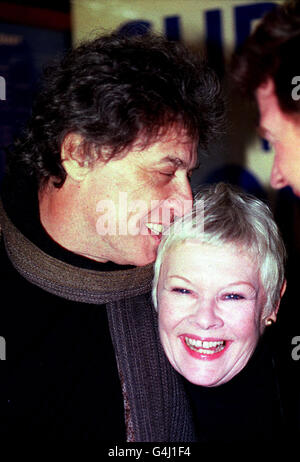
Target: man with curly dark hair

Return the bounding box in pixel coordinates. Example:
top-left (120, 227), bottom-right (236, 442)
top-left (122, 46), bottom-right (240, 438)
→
top-left (231, 0), bottom-right (300, 196)
top-left (0, 32), bottom-right (224, 441)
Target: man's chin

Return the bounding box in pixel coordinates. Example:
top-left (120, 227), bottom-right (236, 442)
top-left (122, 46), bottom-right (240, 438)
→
top-left (131, 247), bottom-right (158, 267)
top-left (113, 234), bottom-right (159, 266)
top-left (133, 252), bottom-right (157, 267)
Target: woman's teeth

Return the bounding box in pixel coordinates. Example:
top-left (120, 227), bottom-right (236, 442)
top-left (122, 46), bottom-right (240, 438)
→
top-left (185, 337), bottom-right (226, 354)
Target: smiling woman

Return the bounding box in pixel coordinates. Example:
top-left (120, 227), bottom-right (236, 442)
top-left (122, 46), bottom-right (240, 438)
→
top-left (157, 241), bottom-right (267, 387)
top-left (152, 182), bottom-right (287, 441)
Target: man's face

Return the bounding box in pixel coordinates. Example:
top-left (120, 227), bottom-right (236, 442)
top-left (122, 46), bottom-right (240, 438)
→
top-left (157, 240), bottom-right (267, 387)
top-left (256, 79), bottom-right (300, 196)
top-left (78, 128), bottom-right (196, 266)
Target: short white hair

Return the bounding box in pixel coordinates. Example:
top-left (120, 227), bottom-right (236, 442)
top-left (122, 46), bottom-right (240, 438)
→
top-left (152, 183), bottom-right (286, 318)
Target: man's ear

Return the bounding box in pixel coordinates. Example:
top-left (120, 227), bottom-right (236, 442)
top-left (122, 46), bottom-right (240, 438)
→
top-left (61, 133), bottom-right (90, 182)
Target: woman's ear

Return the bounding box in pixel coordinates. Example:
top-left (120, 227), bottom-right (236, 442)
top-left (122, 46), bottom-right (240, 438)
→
top-left (61, 133), bottom-right (90, 182)
top-left (267, 279), bottom-right (287, 324)
top-left (275, 278), bottom-right (287, 315)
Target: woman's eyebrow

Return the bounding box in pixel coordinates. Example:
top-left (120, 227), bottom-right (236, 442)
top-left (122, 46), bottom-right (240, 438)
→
top-left (167, 277), bottom-right (258, 291)
top-left (219, 282), bottom-right (258, 292)
top-left (167, 275), bottom-right (192, 284)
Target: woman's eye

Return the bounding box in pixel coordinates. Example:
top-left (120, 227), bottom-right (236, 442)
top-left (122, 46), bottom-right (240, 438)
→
top-left (171, 287), bottom-right (192, 295)
top-left (223, 293), bottom-right (245, 301)
top-left (257, 128), bottom-right (275, 146)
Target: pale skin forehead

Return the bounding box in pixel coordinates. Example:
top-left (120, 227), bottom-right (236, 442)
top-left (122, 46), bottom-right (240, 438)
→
top-left (163, 239), bottom-right (257, 268)
top-left (158, 239), bottom-right (263, 294)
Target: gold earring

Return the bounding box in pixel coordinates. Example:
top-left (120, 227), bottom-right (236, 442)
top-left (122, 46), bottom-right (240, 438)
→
top-left (265, 318), bottom-right (274, 326)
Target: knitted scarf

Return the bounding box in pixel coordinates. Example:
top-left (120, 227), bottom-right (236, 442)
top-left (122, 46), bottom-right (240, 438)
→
top-left (0, 200), bottom-right (196, 442)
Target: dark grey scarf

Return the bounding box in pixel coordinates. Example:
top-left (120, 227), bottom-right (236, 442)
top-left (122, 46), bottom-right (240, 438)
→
top-left (0, 200), bottom-right (196, 442)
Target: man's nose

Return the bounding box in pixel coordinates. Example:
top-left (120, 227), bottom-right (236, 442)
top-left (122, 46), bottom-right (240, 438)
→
top-left (189, 298), bottom-right (224, 331)
top-left (270, 158), bottom-right (287, 189)
top-left (164, 178), bottom-right (193, 219)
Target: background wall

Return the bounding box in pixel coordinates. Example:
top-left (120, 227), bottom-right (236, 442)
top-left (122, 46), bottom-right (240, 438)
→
top-left (0, 1), bottom-right (71, 180)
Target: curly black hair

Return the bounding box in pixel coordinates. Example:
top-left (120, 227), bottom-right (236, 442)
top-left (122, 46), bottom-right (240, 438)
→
top-left (231, 0), bottom-right (300, 116)
top-left (9, 32), bottom-right (224, 188)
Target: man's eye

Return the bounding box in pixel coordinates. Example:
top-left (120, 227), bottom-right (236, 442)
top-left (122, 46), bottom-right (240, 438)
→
top-left (171, 287), bottom-right (192, 295)
top-left (159, 171), bottom-right (175, 177)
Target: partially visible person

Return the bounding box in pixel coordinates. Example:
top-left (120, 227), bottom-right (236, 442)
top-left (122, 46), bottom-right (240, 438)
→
top-left (0, 32), bottom-right (224, 440)
top-left (231, 0), bottom-right (300, 195)
top-left (231, 0), bottom-right (300, 439)
top-left (153, 183), bottom-right (287, 441)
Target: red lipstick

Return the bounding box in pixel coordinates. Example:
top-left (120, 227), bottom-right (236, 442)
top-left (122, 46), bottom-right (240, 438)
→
top-left (180, 335), bottom-right (231, 361)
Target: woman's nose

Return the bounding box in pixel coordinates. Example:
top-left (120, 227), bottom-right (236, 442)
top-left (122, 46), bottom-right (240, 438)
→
top-left (189, 299), bottom-right (224, 330)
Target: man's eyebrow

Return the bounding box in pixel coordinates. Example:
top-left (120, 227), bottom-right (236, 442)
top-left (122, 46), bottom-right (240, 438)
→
top-left (159, 156), bottom-right (198, 170)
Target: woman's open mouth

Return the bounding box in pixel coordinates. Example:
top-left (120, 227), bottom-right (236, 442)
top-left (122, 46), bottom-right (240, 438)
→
top-left (181, 335), bottom-right (230, 360)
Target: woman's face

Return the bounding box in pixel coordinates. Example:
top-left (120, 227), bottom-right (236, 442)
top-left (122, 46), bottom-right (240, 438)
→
top-left (157, 240), bottom-right (269, 387)
top-left (256, 79), bottom-right (300, 196)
